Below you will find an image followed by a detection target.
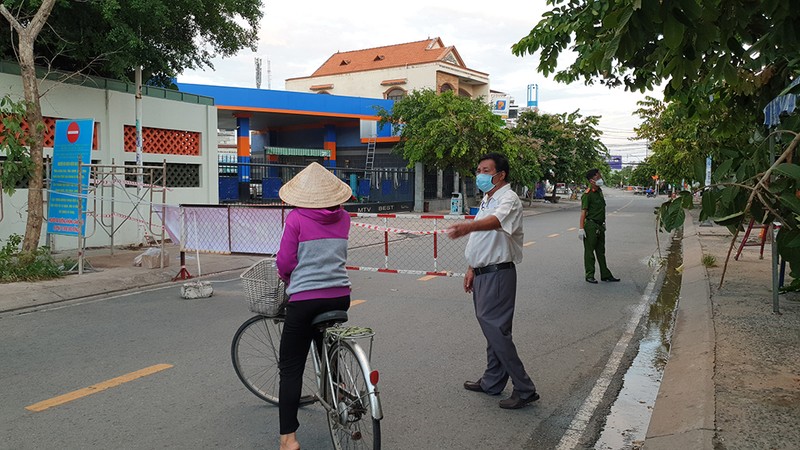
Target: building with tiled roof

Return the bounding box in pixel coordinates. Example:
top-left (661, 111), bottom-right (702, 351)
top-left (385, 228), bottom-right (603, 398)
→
top-left (285, 37), bottom-right (490, 100)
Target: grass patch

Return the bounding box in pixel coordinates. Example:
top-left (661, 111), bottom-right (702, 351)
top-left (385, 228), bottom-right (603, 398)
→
top-left (0, 234), bottom-right (65, 283)
top-left (701, 254), bottom-right (717, 268)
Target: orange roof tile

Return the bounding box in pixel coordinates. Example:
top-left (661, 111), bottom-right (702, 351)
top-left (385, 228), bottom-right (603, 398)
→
top-left (309, 37), bottom-right (469, 77)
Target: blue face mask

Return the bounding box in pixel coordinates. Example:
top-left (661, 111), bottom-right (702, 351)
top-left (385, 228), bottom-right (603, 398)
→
top-left (476, 173), bottom-right (496, 193)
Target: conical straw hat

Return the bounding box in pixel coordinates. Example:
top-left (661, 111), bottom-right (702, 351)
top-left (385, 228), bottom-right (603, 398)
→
top-left (279, 162), bottom-right (353, 208)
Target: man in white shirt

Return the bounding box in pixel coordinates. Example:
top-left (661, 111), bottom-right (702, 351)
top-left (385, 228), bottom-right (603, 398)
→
top-left (447, 152), bottom-right (539, 410)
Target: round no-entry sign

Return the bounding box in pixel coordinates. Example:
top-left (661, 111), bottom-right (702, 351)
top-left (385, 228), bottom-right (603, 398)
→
top-left (67, 121), bottom-right (80, 143)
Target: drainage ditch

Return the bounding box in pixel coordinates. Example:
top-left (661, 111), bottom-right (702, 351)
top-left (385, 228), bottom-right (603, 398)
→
top-left (593, 230), bottom-right (683, 449)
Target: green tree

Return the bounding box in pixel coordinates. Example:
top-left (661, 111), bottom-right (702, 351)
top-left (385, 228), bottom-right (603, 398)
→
top-left (629, 159), bottom-right (656, 188)
top-left (376, 89), bottom-right (507, 177)
top-left (0, 0), bottom-right (263, 85)
top-left (504, 131), bottom-right (544, 191)
top-left (0, 95), bottom-right (35, 194)
top-left (633, 98), bottom-right (694, 185)
top-left (633, 96), bottom-right (759, 188)
top-left (0, 0), bottom-right (263, 253)
top-left (511, 109), bottom-right (608, 199)
top-left (605, 165), bottom-right (633, 188)
top-left (1, 0), bottom-right (56, 253)
top-left (511, 0), bottom-right (798, 106)
top-left (512, 0), bottom-right (800, 285)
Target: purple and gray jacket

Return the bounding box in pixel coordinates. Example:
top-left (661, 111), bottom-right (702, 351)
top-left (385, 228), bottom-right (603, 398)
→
top-left (276, 207), bottom-right (351, 301)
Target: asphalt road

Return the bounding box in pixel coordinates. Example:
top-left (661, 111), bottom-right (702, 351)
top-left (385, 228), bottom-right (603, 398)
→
top-left (0, 190), bottom-right (669, 449)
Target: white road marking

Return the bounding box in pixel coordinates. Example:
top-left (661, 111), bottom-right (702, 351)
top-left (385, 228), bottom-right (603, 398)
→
top-left (555, 268), bottom-right (660, 450)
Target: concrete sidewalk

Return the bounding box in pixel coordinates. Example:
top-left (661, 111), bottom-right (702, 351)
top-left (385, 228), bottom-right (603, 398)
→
top-left (644, 211), bottom-right (800, 450)
top-left (0, 246), bottom-right (264, 314)
top-left (644, 215), bottom-right (715, 449)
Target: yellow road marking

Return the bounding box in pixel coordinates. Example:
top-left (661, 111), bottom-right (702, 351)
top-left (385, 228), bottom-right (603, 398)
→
top-left (351, 300), bottom-right (366, 306)
top-left (567, 227), bottom-right (577, 231)
top-left (418, 275), bottom-right (438, 281)
top-left (523, 241), bottom-right (535, 247)
top-left (26, 364), bottom-right (173, 412)
top-left (547, 233), bottom-right (560, 238)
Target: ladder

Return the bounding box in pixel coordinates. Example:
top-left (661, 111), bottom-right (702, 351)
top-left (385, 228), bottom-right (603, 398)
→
top-left (362, 135), bottom-right (377, 201)
top-left (734, 218), bottom-right (769, 260)
top-left (365, 135), bottom-right (377, 173)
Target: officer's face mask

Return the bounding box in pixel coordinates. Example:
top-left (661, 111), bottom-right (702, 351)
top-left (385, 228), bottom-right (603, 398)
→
top-left (595, 178), bottom-right (605, 187)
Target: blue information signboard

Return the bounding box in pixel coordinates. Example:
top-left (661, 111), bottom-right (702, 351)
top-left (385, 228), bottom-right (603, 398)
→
top-left (607, 155), bottom-right (623, 170)
top-left (47, 119), bottom-right (94, 236)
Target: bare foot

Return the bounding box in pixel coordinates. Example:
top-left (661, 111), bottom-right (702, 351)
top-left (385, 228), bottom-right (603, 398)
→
top-left (279, 433), bottom-right (300, 450)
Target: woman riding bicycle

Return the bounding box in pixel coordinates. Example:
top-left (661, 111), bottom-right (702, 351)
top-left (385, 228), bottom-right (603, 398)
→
top-left (275, 162), bottom-right (353, 450)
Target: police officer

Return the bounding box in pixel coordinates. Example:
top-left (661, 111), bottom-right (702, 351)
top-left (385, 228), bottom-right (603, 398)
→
top-left (578, 168), bottom-right (620, 284)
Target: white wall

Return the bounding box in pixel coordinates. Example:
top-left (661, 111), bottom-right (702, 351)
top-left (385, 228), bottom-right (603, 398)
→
top-left (286, 62), bottom-right (489, 99)
top-left (0, 73), bottom-right (218, 252)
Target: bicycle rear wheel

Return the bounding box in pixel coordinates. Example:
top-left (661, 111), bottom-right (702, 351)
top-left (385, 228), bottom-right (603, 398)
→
top-left (231, 315), bottom-right (317, 405)
top-left (326, 340), bottom-right (381, 450)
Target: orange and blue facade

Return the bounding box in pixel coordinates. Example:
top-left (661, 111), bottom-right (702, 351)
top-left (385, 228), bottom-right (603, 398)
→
top-left (176, 83), bottom-right (398, 168)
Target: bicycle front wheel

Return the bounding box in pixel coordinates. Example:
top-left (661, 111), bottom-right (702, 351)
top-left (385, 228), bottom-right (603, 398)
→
top-left (326, 340), bottom-right (381, 450)
top-left (231, 315), bottom-right (317, 405)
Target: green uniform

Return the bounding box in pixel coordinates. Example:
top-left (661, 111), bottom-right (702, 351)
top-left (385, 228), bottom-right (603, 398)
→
top-left (581, 187), bottom-right (613, 280)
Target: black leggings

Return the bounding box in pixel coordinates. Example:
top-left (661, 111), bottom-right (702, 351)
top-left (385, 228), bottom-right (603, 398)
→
top-left (278, 295), bottom-right (350, 435)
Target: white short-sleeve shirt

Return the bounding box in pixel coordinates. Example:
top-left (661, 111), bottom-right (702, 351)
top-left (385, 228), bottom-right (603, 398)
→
top-left (464, 184), bottom-right (524, 268)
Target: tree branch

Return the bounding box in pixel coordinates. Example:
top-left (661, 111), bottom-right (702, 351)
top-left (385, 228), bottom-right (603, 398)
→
top-left (717, 131), bottom-right (800, 287)
top-left (0, 0), bottom-right (57, 37)
top-left (0, 5), bottom-right (23, 33)
top-left (27, 0), bottom-right (56, 37)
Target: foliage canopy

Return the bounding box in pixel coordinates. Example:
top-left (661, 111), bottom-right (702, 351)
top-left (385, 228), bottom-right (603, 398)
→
top-left (376, 90), bottom-right (507, 177)
top-left (0, 95), bottom-right (35, 195)
top-left (513, 0), bottom-right (800, 287)
top-left (511, 109), bottom-right (608, 190)
top-left (512, 0), bottom-right (799, 106)
top-left (0, 0), bottom-right (263, 85)
top-left (377, 90), bottom-right (608, 192)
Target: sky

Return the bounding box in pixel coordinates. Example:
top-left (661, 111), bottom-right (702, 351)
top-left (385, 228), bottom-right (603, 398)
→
top-left (179, 1), bottom-right (662, 164)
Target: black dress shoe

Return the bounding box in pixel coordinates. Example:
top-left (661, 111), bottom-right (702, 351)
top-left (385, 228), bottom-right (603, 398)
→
top-left (464, 380), bottom-right (496, 394)
top-left (602, 276), bottom-right (621, 282)
top-left (499, 391), bottom-right (540, 409)
top-left (585, 277), bottom-right (598, 284)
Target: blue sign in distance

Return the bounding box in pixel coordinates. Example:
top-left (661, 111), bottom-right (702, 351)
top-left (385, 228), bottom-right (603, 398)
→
top-left (47, 119), bottom-right (94, 236)
top-left (608, 155), bottom-right (623, 170)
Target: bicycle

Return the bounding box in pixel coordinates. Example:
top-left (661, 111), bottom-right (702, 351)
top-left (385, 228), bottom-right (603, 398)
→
top-left (231, 258), bottom-right (383, 449)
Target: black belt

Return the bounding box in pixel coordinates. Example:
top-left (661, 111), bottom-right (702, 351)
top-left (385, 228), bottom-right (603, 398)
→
top-left (473, 262), bottom-right (515, 276)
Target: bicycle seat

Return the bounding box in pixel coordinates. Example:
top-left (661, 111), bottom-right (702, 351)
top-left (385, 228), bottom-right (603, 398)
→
top-left (311, 310), bottom-right (349, 328)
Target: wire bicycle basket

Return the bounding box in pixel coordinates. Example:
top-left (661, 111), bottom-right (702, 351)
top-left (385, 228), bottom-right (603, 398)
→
top-left (240, 258), bottom-right (288, 317)
top-left (327, 326), bottom-right (376, 360)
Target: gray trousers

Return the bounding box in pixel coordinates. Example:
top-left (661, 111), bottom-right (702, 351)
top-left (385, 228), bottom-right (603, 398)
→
top-left (473, 267), bottom-right (536, 396)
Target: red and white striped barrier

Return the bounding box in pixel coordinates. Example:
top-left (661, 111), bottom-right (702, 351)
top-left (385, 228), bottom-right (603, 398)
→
top-left (351, 222), bottom-right (442, 235)
top-left (90, 177), bottom-right (174, 191)
top-left (88, 211), bottom-right (163, 228)
top-left (347, 212), bottom-right (472, 277)
top-left (345, 265), bottom-right (462, 277)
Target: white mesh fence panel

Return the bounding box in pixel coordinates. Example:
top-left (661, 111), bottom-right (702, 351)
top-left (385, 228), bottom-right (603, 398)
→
top-left (347, 213), bottom-right (473, 276)
top-left (177, 207), bottom-right (474, 277)
top-left (181, 206), bottom-right (231, 254)
top-left (229, 206), bottom-right (286, 254)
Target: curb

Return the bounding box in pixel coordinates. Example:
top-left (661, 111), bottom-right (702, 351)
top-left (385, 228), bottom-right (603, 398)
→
top-left (0, 254), bottom-right (263, 314)
top-left (643, 215), bottom-right (715, 449)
